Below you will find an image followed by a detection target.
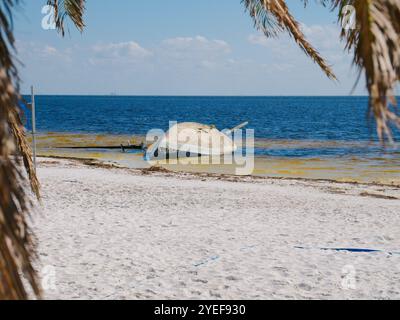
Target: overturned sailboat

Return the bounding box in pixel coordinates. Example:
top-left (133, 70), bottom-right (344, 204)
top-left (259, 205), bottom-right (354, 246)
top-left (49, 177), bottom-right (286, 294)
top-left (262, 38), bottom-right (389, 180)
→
top-left (145, 121), bottom-right (248, 161)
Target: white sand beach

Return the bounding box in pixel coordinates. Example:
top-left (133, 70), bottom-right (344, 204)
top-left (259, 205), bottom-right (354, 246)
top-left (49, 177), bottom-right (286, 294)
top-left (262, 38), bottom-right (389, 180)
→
top-left (33, 157), bottom-right (400, 299)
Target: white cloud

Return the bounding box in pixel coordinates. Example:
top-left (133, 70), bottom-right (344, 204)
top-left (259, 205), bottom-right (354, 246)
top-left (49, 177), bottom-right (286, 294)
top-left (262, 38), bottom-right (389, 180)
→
top-left (301, 24), bottom-right (340, 50)
top-left (247, 34), bottom-right (269, 47)
top-left (248, 24), bottom-right (343, 50)
top-left (161, 36), bottom-right (231, 58)
top-left (16, 41), bottom-right (72, 62)
top-left (43, 45), bottom-right (58, 55)
top-left (91, 41), bottom-right (152, 63)
top-left (153, 35), bottom-right (233, 73)
top-left (248, 23), bottom-right (349, 67)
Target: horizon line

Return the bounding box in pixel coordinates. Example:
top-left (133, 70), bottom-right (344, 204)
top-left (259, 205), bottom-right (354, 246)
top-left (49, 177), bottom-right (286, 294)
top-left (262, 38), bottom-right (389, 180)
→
top-left (20, 93), bottom-right (372, 97)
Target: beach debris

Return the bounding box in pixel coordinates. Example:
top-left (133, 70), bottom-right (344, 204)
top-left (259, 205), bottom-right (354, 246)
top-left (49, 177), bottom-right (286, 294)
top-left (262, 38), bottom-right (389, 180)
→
top-left (58, 143), bottom-right (144, 151)
top-left (82, 159), bottom-right (121, 169)
top-left (141, 166), bottom-right (171, 174)
top-left (194, 255), bottom-right (220, 267)
top-left (295, 246), bottom-right (400, 256)
top-left (359, 192), bottom-right (399, 200)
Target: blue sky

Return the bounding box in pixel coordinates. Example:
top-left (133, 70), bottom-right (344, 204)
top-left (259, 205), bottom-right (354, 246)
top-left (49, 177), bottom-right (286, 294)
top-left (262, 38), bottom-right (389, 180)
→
top-left (14, 0), bottom-right (365, 95)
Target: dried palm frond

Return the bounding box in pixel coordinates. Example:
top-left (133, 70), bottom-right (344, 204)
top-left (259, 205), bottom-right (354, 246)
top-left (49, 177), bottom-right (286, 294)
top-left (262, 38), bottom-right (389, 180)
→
top-left (0, 73), bottom-right (41, 300)
top-left (303, 0), bottom-right (400, 142)
top-left (0, 0), bottom-right (41, 299)
top-left (1, 0), bottom-right (86, 300)
top-left (336, 0), bottom-right (400, 142)
top-left (9, 108), bottom-right (40, 198)
top-left (243, 0), bottom-right (337, 79)
top-left (47, 0), bottom-right (86, 36)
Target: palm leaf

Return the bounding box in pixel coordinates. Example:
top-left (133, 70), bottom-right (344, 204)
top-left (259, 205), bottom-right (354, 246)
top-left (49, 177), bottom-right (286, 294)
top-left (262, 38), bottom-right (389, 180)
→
top-left (1, 0), bottom-right (86, 300)
top-left (340, 0), bottom-right (400, 142)
top-left (305, 0), bottom-right (400, 142)
top-left (0, 0), bottom-right (41, 299)
top-left (47, 0), bottom-right (86, 36)
top-left (243, 0), bottom-right (337, 80)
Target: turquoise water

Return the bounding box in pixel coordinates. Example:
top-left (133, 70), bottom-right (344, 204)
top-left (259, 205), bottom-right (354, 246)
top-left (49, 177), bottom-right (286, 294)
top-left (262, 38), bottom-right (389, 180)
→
top-left (22, 95), bottom-right (400, 158)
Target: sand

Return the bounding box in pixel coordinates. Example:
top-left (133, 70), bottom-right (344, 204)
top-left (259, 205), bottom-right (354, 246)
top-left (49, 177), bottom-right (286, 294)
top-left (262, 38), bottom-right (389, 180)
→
top-left (32, 158), bottom-right (400, 299)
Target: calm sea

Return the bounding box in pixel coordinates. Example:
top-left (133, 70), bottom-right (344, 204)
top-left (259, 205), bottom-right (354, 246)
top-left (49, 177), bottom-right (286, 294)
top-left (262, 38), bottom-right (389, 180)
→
top-left (22, 95), bottom-right (400, 158)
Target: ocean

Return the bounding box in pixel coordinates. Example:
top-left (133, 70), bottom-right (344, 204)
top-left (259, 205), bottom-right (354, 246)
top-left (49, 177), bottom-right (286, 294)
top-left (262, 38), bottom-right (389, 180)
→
top-left (22, 95), bottom-right (399, 159)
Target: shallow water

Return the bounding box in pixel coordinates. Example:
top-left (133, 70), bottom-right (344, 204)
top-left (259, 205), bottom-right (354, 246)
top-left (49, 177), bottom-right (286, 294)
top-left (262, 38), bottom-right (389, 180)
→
top-left (32, 133), bottom-right (400, 185)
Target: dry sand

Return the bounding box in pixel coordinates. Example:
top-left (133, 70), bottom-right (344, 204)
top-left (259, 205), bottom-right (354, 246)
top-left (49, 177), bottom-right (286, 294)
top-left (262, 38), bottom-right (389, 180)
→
top-left (33, 158), bottom-right (400, 299)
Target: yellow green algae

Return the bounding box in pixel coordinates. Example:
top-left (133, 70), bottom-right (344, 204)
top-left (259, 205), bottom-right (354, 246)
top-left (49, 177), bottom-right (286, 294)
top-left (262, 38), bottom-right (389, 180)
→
top-left (31, 132), bottom-right (400, 185)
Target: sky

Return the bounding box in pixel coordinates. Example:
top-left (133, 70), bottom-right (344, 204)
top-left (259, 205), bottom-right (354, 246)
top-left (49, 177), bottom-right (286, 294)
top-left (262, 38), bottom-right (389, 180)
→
top-left (13, 0), bottom-right (367, 95)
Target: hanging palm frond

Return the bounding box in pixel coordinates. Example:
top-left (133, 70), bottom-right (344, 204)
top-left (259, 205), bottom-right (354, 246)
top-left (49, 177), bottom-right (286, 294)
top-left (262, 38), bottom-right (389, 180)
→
top-left (303, 0), bottom-right (400, 141)
top-left (336, 0), bottom-right (400, 142)
top-left (0, 0), bottom-right (41, 300)
top-left (47, 0), bottom-right (86, 36)
top-left (0, 0), bottom-right (86, 300)
top-left (243, 0), bottom-right (337, 80)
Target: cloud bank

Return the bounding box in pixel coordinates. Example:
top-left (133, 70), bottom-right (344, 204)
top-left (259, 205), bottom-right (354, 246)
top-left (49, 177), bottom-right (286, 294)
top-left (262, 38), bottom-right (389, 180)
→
top-left (17, 26), bottom-right (365, 95)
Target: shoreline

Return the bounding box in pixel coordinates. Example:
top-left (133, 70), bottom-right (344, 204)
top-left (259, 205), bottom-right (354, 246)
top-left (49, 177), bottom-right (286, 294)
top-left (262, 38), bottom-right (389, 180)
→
top-left (29, 132), bottom-right (400, 186)
top-left (38, 155), bottom-right (400, 192)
